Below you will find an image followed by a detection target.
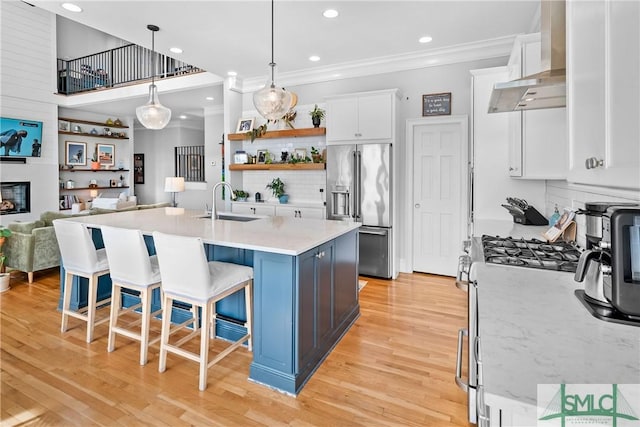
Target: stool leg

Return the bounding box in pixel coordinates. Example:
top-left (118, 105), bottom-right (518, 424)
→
top-left (107, 284), bottom-right (122, 353)
top-left (158, 294), bottom-right (172, 373)
top-left (139, 288), bottom-right (152, 365)
top-left (198, 302), bottom-right (211, 391)
top-left (245, 281), bottom-right (253, 352)
top-left (86, 273), bottom-right (98, 343)
top-left (61, 271), bottom-right (74, 333)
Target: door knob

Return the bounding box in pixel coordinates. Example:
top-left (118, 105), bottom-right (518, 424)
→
top-left (585, 157), bottom-right (604, 170)
top-left (415, 204), bottom-right (420, 208)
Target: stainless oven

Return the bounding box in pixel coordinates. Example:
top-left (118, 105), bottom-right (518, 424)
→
top-left (455, 239), bottom-right (490, 425)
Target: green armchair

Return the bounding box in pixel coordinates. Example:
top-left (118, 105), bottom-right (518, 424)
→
top-left (4, 219), bottom-right (61, 283)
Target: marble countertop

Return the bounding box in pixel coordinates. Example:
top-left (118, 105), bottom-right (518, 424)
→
top-left (470, 224), bottom-right (640, 421)
top-left (61, 207), bottom-right (360, 256)
top-left (473, 219), bottom-right (549, 241)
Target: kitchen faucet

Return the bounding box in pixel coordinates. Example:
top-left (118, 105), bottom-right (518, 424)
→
top-left (211, 181), bottom-right (235, 219)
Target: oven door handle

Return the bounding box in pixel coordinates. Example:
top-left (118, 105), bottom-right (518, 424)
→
top-left (455, 255), bottom-right (470, 292)
top-left (455, 328), bottom-right (469, 392)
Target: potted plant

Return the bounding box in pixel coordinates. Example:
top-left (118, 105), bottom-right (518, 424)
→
top-left (0, 226), bottom-right (12, 292)
top-left (309, 105), bottom-right (325, 128)
top-left (311, 146), bottom-right (323, 163)
top-left (91, 150), bottom-right (100, 170)
top-left (266, 177), bottom-right (288, 203)
top-left (234, 189), bottom-right (249, 201)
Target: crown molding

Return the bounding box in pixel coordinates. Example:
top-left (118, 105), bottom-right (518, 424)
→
top-left (241, 35), bottom-right (518, 93)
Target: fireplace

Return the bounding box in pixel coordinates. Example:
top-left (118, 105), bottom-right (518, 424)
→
top-left (1, 181), bottom-right (31, 215)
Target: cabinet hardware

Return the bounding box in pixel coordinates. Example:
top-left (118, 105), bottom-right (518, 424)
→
top-left (585, 157), bottom-right (604, 169)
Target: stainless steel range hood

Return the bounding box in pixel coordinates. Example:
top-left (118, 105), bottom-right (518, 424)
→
top-left (488, 0), bottom-right (566, 113)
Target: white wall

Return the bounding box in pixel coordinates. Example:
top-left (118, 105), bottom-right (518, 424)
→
top-left (0, 1), bottom-right (58, 225)
top-left (56, 16), bottom-right (129, 60)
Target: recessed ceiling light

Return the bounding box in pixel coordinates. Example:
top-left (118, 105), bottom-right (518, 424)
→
top-left (227, 71), bottom-right (237, 77)
top-left (205, 96), bottom-right (214, 101)
top-left (62, 3), bottom-right (82, 12)
top-left (169, 47), bottom-right (183, 54)
top-left (179, 115), bottom-right (187, 119)
top-left (323, 9), bottom-right (338, 18)
top-left (309, 55), bottom-right (320, 62)
top-left (419, 36), bottom-right (433, 44)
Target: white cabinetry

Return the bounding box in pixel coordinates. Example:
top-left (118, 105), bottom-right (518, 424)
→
top-left (471, 67), bottom-right (546, 222)
top-left (231, 203), bottom-right (275, 216)
top-left (325, 89), bottom-right (397, 144)
top-left (567, 0), bottom-right (640, 189)
top-left (275, 205), bottom-right (325, 219)
top-left (507, 34), bottom-right (566, 179)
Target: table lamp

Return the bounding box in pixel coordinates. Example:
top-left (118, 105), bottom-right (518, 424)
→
top-left (164, 177), bottom-right (185, 207)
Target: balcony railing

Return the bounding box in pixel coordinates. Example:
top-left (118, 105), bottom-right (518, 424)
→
top-left (57, 43), bottom-right (203, 95)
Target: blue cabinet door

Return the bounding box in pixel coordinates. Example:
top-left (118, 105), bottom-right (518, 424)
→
top-left (317, 241), bottom-right (335, 345)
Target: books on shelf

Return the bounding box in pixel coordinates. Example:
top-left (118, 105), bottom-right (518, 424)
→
top-left (59, 194), bottom-right (80, 210)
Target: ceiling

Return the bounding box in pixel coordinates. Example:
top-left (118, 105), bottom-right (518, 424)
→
top-left (31, 0), bottom-right (540, 122)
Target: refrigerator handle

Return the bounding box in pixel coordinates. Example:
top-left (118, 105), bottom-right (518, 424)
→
top-left (353, 150), bottom-right (362, 219)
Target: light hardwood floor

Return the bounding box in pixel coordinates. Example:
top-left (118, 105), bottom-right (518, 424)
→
top-left (1, 268), bottom-right (471, 426)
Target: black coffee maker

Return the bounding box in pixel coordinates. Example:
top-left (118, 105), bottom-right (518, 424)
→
top-left (575, 205), bottom-right (640, 326)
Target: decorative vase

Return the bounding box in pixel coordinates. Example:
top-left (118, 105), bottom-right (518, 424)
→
top-left (0, 273), bottom-right (10, 293)
top-left (312, 116), bottom-right (321, 128)
top-left (278, 194), bottom-right (289, 204)
top-left (91, 161), bottom-right (100, 170)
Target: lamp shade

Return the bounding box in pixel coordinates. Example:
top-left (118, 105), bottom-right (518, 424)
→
top-left (164, 177), bottom-right (185, 193)
top-left (136, 84), bottom-right (172, 129)
top-left (90, 189), bottom-right (98, 198)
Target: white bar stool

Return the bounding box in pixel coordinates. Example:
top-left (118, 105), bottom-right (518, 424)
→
top-left (53, 220), bottom-right (111, 343)
top-left (152, 231), bottom-right (253, 391)
top-left (101, 226), bottom-right (163, 365)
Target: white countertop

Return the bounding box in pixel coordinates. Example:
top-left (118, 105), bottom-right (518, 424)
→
top-left (473, 219), bottom-right (550, 241)
top-left (471, 231), bottom-right (640, 422)
top-left (62, 208), bottom-right (360, 256)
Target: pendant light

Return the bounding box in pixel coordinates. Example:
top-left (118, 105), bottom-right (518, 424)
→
top-left (136, 24), bottom-right (172, 129)
top-left (253, 0), bottom-right (292, 121)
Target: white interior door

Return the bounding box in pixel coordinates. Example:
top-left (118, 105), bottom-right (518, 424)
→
top-left (412, 119), bottom-right (465, 276)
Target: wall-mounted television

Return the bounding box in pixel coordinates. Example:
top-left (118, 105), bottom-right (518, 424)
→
top-left (0, 117), bottom-right (43, 157)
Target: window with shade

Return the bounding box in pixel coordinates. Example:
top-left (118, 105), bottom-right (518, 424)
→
top-left (175, 146), bottom-right (205, 182)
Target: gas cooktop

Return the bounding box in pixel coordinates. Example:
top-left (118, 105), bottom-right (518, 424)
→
top-left (482, 235), bottom-right (582, 273)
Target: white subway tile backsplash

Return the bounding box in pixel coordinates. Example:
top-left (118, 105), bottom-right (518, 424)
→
top-left (241, 170), bottom-right (326, 205)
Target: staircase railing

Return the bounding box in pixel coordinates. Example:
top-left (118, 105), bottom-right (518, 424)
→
top-left (57, 43), bottom-right (203, 95)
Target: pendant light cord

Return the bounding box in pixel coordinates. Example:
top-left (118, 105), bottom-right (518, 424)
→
top-left (151, 28), bottom-right (156, 86)
top-left (270, 0), bottom-right (275, 85)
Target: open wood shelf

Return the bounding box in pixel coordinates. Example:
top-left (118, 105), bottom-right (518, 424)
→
top-left (229, 163), bottom-right (325, 171)
top-left (228, 127), bottom-right (326, 141)
top-left (60, 186), bottom-right (129, 191)
top-left (60, 168), bottom-right (130, 172)
top-left (59, 117), bottom-right (129, 129)
top-left (58, 130), bottom-right (129, 139)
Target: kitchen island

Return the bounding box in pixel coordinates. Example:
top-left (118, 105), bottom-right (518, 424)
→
top-left (58, 208), bottom-right (361, 395)
top-left (469, 224), bottom-right (640, 426)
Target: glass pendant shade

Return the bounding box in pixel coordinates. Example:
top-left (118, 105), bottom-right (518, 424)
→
top-left (136, 84), bottom-right (171, 129)
top-left (253, 83), bottom-right (293, 121)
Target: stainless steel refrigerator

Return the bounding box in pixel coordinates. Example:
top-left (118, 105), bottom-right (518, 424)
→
top-left (326, 143), bottom-right (392, 278)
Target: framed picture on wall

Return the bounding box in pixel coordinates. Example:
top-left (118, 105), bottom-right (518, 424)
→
top-left (65, 141), bottom-right (87, 166)
top-left (236, 118), bottom-right (254, 133)
top-left (134, 153), bottom-right (144, 184)
top-left (97, 143), bottom-right (115, 167)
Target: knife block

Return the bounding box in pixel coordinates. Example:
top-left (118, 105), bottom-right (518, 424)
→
top-left (511, 206), bottom-right (548, 225)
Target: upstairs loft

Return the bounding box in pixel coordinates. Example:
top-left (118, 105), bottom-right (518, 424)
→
top-left (57, 43), bottom-right (204, 95)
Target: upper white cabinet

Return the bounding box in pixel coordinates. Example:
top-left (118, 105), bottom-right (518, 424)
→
top-left (325, 89), bottom-right (397, 144)
top-left (507, 34), bottom-right (567, 179)
top-left (567, 0), bottom-right (640, 189)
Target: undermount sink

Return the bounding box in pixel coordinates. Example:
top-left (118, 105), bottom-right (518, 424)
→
top-left (195, 212), bottom-right (259, 222)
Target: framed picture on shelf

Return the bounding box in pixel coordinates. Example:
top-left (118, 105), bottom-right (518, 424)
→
top-left (97, 143), bottom-right (115, 167)
top-left (236, 118), bottom-right (254, 133)
top-left (257, 149), bottom-right (268, 164)
top-left (65, 141), bottom-right (87, 166)
top-left (294, 148), bottom-right (307, 160)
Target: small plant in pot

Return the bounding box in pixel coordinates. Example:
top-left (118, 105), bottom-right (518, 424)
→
top-left (0, 226), bottom-right (12, 292)
top-left (311, 146), bottom-right (323, 163)
top-left (309, 105), bottom-right (325, 128)
top-left (234, 189), bottom-right (249, 201)
top-left (266, 177), bottom-right (288, 204)
top-left (91, 151), bottom-right (100, 170)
